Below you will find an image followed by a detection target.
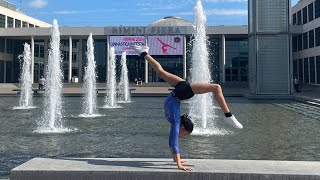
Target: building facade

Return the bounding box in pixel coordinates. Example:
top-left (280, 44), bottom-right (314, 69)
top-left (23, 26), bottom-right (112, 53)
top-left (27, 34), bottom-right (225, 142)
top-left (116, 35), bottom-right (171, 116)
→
top-left (248, 0), bottom-right (292, 95)
top-left (4, 0), bottom-right (318, 92)
top-left (0, 0), bottom-right (51, 83)
top-left (292, 0), bottom-right (320, 85)
top-left (0, 14), bottom-right (248, 85)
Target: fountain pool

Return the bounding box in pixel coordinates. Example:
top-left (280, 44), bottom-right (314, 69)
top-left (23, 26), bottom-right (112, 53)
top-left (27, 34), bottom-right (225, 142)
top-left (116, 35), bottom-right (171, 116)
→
top-left (0, 96), bottom-right (320, 178)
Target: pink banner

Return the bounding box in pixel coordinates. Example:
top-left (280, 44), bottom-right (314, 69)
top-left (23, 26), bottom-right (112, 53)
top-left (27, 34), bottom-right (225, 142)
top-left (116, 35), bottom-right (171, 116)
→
top-left (109, 36), bottom-right (145, 55)
top-left (148, 35), bottom-right (183, 55)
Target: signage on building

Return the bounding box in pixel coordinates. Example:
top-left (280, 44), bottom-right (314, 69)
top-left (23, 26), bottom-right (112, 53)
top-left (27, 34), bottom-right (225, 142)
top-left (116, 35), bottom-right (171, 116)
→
top-left (109, 36), bottom-right (145, 55)
top-left (106, 26), bottom-right (186, 35)
top-left (148, 35), bottom-right (183, 55)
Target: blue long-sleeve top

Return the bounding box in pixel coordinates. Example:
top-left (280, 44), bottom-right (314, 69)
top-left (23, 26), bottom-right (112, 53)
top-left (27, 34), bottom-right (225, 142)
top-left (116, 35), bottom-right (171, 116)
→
top-left (163, 93), bottom-right (181, 154)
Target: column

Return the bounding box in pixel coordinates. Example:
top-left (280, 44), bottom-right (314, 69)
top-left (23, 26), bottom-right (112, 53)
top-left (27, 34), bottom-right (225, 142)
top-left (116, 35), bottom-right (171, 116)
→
top-left (78, 39), bottom-right (83, 83)
top-left (302, 59), bottom-right (305, 83)
top-left (5, 15), bottom-right (7, 28)
top-left (220, 34), bottom-right (226, 83)
top-left (308, 58), bottom-right (311, 84)
top-left (145, 60), bottom-right (148, 83)
top-left (183, 35), bottom-right (187, 79)
top-left (315, 59), bottom-right (317, 84)
top-left (68, 36), bottom-right (72, 83)
top-left (3, 61), bottom-right (6, 83)
top-left (145, 35), bottom-right (148, 83)
top-left (31, 36), bottom-right (35, 83)
top-left (43, 39), bottom-right (48, 77)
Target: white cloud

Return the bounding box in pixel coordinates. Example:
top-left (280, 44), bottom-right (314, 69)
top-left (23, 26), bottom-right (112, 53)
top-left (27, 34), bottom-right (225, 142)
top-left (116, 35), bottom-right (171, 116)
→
top-left (28, 0), bottom-right (48, 9)
top-left (204, 0), bottom-right (247, 2)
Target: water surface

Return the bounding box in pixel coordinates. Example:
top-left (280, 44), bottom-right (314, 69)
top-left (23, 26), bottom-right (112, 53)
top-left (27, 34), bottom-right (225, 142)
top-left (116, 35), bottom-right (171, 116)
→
top-left (1, 97), bottom-right (320, 178)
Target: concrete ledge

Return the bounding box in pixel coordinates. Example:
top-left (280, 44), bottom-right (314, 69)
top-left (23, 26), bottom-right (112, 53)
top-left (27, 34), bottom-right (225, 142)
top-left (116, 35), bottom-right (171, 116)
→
top-left (11, 158), bottom-right (320, 180)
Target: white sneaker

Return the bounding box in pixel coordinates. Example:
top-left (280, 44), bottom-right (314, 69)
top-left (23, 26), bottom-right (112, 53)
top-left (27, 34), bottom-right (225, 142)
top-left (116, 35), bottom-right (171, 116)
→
top-left (223, 115), bottom-right (243, 129)
top-left (130, 45), bottom-right (149, 56)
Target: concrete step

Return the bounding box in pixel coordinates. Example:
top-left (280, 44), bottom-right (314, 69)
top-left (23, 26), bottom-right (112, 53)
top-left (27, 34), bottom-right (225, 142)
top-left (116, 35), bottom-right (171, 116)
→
top-left (11, 158), bottom-right (320, 180)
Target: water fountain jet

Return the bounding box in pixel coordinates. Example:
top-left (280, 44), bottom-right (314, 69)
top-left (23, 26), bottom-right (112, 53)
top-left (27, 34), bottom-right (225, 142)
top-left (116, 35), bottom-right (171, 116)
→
top-left (118, 52), bottom-right (131, 103)
top-left (79, 33), bottom-right (101, 117)
top-left (188, 0), bottom-right (219, 135)
top-left (104, 47), bottom-right (120, 108)
top-left (35, 19), bottom-right (73, 133)
top-left (13, 43), bottom-right (35, 110)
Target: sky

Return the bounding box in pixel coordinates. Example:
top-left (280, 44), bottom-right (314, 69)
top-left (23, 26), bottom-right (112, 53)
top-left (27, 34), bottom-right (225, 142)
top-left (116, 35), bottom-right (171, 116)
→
top-left (7, 0), bottom-right (300, 27)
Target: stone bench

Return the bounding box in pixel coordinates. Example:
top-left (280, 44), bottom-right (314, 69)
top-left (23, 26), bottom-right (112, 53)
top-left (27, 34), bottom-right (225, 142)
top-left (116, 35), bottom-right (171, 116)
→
top-left (11, 158), bottom-right (320, 180)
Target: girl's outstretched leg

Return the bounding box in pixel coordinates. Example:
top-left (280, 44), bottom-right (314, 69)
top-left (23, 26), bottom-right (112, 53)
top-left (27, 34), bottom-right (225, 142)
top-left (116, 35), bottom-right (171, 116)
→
top-left (191, 83), bottom-right (243, 129)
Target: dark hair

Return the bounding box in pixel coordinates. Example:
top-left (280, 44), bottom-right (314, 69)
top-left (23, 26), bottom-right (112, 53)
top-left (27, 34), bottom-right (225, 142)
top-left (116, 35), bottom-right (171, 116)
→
top-left (180, 114), bottom-right (194, 133)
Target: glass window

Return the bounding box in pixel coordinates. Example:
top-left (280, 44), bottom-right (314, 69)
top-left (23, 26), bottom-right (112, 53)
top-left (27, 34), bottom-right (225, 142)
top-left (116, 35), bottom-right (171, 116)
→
top-left (293, 13), bottom-right (296, 25)
top-left (33, 41), bottom-right (45, 82)
top-left (60, 40), bottom-right (69, 82)
top-left (6, 61), bottom-right (12, 83)
top-left (310, 57), bottom-right (315, 83)
top-left (293, 59), bottom-right (298, 78)
top-left (308, 3), bottom-right (314, 22)
top-left (0, 61), bottom-right (4, 83)
top-left (15, 19), bottom-right (21, 28)
top-left (298, 59), bottom-right (303, 81)
top-left (292, 36), bottom-right (297, 52)
top-left (225, 39), bottom-right (248, 82)
top-left (303, 32), bottom-right (308, 49)
top-left (6, 39), bottom-right (13, 53)
top-left (316, 0), bottom-right (320, 19)
top-left (297, 10), bottom-right (302, 25)
top-left (303, 6), bottom-right (308, 24)
top-left (298, 34), bottom-right (303, 50)
top-left (317, 56), bottom-right (320, 84)
top-left (304, 58), bottom-right (309, 83)
top-left (256, 1), bottom-right (289, 32)
top-left (309, 29), bottom-right (314, 48)
top-left (316, 27), bottom-right (320, 46)
top-left (0, 14), bottom-right (5, 28)
top-left (7, 17), bottom-right (13, 28)
top-left (22, 21), bottom-right (27, 28)
top-left (29, 24), bottom-right (34, 28)
top-left (0, 38), bottom-right (4, 52)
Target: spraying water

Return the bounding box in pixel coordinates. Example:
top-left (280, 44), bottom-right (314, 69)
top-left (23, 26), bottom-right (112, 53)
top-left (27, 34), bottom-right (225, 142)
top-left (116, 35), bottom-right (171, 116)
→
top-left (14, 43), bottom-right (34, 109)
top-left (80, 33), bottom-right (99, 117)
top-left (118, 52), bottom-right (131, 103)
top-left (36, 19), bottom-right (71, 133)
top-left (189, 0), bottom-right (216, 132)
top-left (104, 47), bottom-right (119, 108)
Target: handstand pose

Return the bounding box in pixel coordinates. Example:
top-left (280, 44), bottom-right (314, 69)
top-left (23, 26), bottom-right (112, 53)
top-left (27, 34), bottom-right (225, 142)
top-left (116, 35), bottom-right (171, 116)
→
top-left (130, 45), bottom-right (243, 171)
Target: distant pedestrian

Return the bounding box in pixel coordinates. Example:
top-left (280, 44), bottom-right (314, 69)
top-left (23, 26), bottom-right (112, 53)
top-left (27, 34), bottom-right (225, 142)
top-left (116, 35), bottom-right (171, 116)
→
top-left (38, 75), bottom-right (46, 90)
